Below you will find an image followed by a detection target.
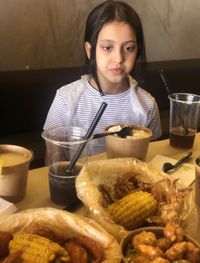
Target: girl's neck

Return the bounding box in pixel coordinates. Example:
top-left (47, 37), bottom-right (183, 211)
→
top-left (89, 76), bottom-right (130, 95)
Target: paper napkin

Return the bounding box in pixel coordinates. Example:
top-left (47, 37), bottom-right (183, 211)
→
top-left (150, 154), bottom-right (195, 187)
top-left (0, 197), bottom-right (18, 215)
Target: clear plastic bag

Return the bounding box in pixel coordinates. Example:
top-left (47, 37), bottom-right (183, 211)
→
top-left (76, 158), bottom-right (194, 242)
top-left (0, 207), bottom-right (122, 263)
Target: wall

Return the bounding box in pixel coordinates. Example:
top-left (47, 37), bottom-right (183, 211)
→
top-left (0, 0), bottom-right (200, 71)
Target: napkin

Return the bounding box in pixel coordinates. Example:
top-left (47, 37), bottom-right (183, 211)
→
top-left (0, 197), bottom-right (18, 216)
top-left (150, 154), bottom-right (195, 187)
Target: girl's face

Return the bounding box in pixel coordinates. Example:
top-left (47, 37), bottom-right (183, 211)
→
top-left (85, 21), bottom-right (138, 92)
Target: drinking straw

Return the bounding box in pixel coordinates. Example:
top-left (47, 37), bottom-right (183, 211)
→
top-left (66, 102), bottom-right (108, 173)
top-left (159, 69), bottom-right (189, 135)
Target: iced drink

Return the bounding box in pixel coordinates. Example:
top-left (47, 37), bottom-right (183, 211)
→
top-left (169, 93), bottom-right (200, 149)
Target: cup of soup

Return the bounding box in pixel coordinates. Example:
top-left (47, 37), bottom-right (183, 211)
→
top-left (0, 145), bottom-right (33, 203)
top-left (105, 124), bottom-right (152, 161)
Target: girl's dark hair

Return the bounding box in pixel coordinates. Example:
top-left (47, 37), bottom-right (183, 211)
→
top-left (84, 0), bottom-right (146, 95)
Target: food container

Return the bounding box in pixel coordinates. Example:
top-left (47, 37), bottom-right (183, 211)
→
top-left (0, 207), bottom-right (122, 262)
top-left (105, 124), bottom-right (152, 161)
top-left (120, 226), bottom-right (200, 262)
top-left (0, 144), bottom-right (32, 203)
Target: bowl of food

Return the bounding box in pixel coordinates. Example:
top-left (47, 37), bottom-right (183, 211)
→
top-left (121, 223), bottom-right (200, 262)
top-left (0, 207), bottom-right (122, 262)
top-left (105, 124), bottom-right (152, 161)
top-left (0, 144), bottom-right (33, 203)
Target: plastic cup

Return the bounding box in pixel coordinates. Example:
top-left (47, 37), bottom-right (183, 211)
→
top-left (169, 93), bottom-right (200, 149)
top-left (105, 125), bottom-right (152, 161)
top-left (195, 156), bottom-right (200, 206)
top-left (0, 144), bottom-right (33, 203)
top-left (42, 126), bottom-right (90, 206)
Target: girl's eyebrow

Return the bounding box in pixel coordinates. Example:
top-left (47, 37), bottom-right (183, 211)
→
top-left (100, 39), bottom-right (137, 44)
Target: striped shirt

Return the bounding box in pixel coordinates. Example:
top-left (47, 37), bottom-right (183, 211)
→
top-left (43, 75), bottom-right (162, 152)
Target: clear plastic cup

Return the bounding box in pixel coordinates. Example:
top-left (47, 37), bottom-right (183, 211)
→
top-left (169, 93), bottom-right (200, 149)
top-left (42, 126), bottom-right (90, 206)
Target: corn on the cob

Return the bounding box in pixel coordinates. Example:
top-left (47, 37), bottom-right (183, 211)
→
top-left (9, 232), bottom-right (71, 263)
top-left (107, 190), bottom-right (157, 230)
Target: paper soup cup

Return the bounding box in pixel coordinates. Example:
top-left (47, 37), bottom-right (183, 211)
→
top-left (105, 125), bottom-right (152, 161)
top-left (0, 144), bottom-right (32, 203)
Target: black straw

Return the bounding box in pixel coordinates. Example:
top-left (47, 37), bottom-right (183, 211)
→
top-left (66, 102), bottom-right (107, 173)
top-left (159, 69), bottom-right (188, 135)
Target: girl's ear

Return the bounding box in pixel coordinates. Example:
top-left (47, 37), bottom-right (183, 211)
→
top-left (84, 42), bottom-right (91, 59)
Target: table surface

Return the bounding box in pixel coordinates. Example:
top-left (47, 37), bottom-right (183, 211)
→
top-left (15, 133), bottom-right (200, 241)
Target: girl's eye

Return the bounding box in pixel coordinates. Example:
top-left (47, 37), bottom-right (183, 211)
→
top-left (124, 45), bottom-right (136, 53)
top-left (102, 46), bottom-right (112, 52)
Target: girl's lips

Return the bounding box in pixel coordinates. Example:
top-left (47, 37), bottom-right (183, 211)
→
top-left (110, 68), bottom-right (123, 75)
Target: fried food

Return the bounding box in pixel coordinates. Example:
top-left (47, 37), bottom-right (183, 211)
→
top-left (124, 224), bottom-right (200, 263)
top-left (132, 231), bottom-right (157, 248)
top-left (136, 244), bottom-right (163, 261)
top-left (63, 239), bottom-right (88, 263)
top-left (1, 251), bottom-right (22, 263)
top-left (0, 230), bottom-right (13, 258)
top-left (163, 222), bottom-right (184, 243)
top-left (70, 235), bottom-right (105, 263)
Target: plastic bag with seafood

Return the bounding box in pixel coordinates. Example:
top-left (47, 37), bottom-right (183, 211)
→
top-left (0, 207), bottom-right (122, 263)
top-left (76, 158), bottom-right (193, 242)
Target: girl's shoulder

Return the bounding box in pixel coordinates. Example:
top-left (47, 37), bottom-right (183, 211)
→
top-left (58, 75), bottom-right (89, 95)
top-left (129, 76), bottom-right (153, 97)
top-left (129, 76), bottom-right (156, 107)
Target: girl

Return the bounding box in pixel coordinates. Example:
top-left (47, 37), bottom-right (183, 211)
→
top-left (43, 0), bottom-right (162, 151)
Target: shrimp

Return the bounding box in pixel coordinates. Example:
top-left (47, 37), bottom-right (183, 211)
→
top-left (129, 254), bottom-right (151, 263)
top-left (165, 241), bottom-right (186, 260)
top-left (165, 241), bottom-right (200, 262)
top-left (163, 222), bottom-right (184, 242)
top-left (156, 237), bottom-right (171, 251)
top-left (132, 231), bottom-right (157, 248)
top-left (185, 241), bottom-right (200, 263)
top-left (136, 244), bottom-right (163, 261)
top-left (151, 257), bottom-right (170, 263)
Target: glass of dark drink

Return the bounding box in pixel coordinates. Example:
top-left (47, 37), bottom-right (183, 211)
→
top-left (42, 126), bottom-right (91, 207)
top-left (48, 161), bottom-right (82, 206)
top-left (195, 157), bottom-right (200, 206)
top-left (169, 93), bottom-right (200, 149)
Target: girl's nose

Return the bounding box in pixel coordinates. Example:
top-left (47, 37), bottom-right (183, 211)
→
top-left (113, 48), bottom-right (124, 64)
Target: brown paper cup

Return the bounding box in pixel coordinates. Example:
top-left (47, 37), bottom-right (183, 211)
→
top-left (0, 145), bottom-right (33, 203)
top-left (105, 125), bottom-right (152, 161)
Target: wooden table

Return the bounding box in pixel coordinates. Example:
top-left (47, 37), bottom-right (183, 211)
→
top-left (16, 133), bottom-right (200, 240)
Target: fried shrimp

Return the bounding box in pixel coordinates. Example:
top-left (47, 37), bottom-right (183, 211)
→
top-left (1, 251), bottom-right (22, 263)
top-left (124, 224), bottom-right (200, 262)
top-left (136, 244), bottom-right (163, 261)
top-left (184, 241), bottom-right (200, 263)
top-left (156, 237), bottom-right (171, 251)
top-left (165, 241), bottom-right (200, 262)
top-left (163, 222), bottom-right (184, 242)
top-left (132, 231), bottom-right (157, 248)
top-left (130, 254), bottom-right (151, 263)
top-left (151, 257), bottom-right (170, 263)
top-left (63, 240), bottom-right (88, 263)
top-left (70, 235), bottom-right (105, 263)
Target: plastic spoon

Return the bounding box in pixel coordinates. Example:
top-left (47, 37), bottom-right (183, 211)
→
top-left (93, 126), bottom-right (133, 139)
top-left (162, 152), bottom-right (192, 173)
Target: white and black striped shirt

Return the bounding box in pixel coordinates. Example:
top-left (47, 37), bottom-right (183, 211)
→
top-left (43, 75), bottom-right (162, 151)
